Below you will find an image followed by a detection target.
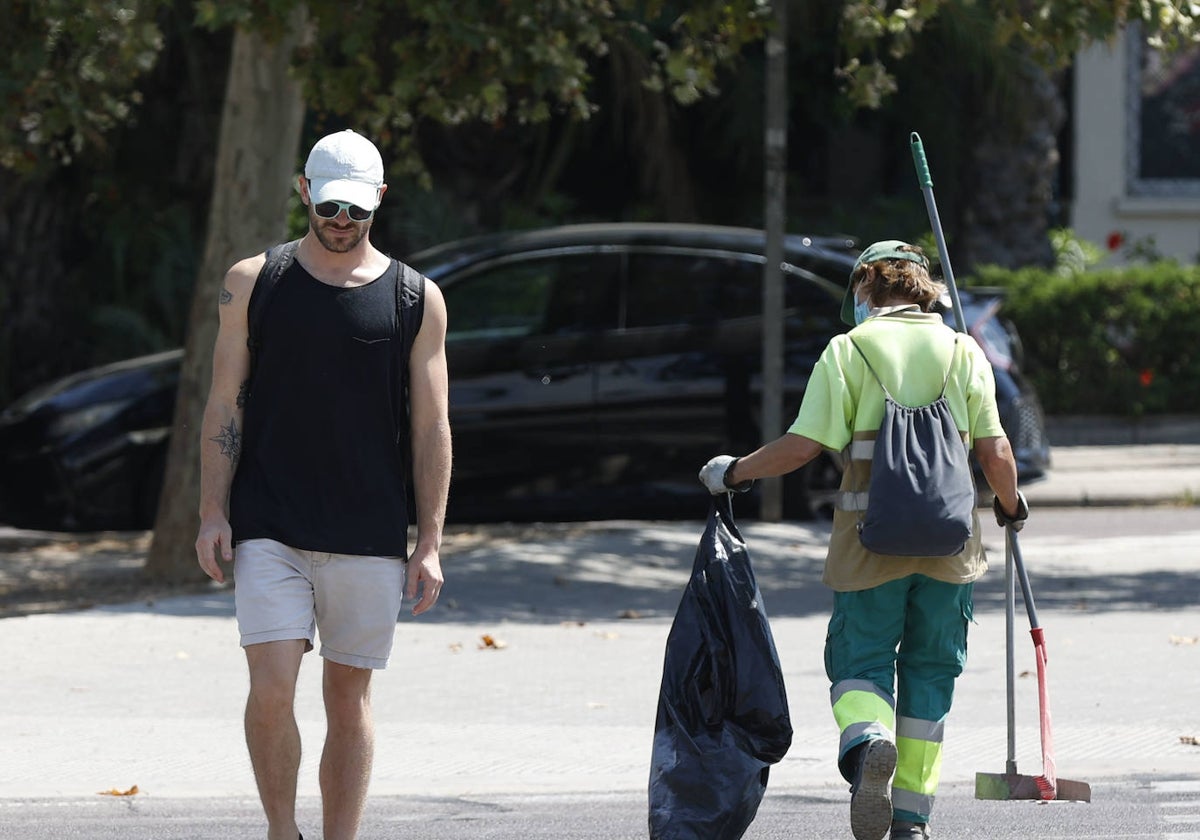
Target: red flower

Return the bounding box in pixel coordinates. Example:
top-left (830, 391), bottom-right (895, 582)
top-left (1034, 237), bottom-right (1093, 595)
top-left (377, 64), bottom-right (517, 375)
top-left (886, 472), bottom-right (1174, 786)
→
top-left (1139, 368), bottom-right (1154, 387)
top-left (1107, 231), bottom-right (1125, 251)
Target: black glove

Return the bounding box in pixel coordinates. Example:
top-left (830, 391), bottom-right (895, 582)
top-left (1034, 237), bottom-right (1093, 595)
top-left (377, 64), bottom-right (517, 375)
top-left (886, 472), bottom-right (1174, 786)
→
top-left (993, 490), bottom-right (1029, 531)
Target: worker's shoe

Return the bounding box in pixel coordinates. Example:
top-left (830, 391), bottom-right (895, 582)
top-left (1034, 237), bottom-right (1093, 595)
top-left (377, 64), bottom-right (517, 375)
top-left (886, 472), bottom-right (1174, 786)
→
top-left (849, 738), bottom-right (897, 840)
top-left (890, 820), bottom-right (930, 839)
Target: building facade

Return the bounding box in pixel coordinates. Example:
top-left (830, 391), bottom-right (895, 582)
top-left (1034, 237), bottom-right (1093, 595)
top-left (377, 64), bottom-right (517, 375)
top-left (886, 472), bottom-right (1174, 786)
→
top-left (1073, 29), bottom-right (1200, 264)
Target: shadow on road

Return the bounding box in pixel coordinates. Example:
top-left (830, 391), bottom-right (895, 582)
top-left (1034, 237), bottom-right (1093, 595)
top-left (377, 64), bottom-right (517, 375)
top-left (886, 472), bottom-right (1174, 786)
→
top-left (3, 509), bottom-right (1198, 622)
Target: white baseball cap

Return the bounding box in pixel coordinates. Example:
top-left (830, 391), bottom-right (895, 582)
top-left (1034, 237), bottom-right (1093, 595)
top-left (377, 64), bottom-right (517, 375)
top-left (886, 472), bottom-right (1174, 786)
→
top-left (304, 129), bottom-right (385, 211)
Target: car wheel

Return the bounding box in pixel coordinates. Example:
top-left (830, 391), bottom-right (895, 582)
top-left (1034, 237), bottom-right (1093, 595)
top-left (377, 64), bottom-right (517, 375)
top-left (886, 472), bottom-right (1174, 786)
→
top-left (784, 450), bottom-right (844, 520)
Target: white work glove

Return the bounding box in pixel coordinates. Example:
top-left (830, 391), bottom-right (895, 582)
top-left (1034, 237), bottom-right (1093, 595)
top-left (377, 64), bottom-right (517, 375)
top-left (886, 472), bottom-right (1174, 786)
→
top-left (699, 455), bottom-right (753, 495)
top-left (993, 490), bottom-right (1029, 531)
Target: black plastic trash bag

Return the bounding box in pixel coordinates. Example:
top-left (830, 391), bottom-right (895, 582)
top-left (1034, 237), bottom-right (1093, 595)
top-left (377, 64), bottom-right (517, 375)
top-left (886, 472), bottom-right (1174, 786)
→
top-left (648, 494), bottom-right (793, 840)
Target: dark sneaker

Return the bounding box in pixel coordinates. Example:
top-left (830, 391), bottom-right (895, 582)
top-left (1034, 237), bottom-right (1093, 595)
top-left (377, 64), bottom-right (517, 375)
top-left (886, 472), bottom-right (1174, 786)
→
top-left (849, 738), bottom-right (897, 840)
top-left (890, 820), bottom-right (930, 839)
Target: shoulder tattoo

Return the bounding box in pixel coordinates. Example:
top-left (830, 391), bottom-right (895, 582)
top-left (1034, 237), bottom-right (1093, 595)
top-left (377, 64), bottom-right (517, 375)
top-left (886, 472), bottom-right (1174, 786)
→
top-left (219, 287), bottom-right (233, 305)
top-left (210, 419), bottom-right (241, 463)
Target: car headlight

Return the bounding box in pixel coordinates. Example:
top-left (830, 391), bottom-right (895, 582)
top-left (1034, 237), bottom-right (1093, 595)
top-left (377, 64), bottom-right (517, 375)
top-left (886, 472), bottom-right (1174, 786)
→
top-left (46, 400), bottom-right (132, 440)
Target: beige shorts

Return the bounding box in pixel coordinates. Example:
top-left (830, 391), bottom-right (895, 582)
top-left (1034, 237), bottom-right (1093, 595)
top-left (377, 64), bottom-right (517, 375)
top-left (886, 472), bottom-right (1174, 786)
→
top-left (233, 539), bottom-right (406, 670)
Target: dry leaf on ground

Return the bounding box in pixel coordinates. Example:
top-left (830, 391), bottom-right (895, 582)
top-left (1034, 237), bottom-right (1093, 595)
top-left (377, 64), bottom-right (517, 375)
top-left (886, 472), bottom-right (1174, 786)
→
top-left (98, 785), bottom-right (139, 796)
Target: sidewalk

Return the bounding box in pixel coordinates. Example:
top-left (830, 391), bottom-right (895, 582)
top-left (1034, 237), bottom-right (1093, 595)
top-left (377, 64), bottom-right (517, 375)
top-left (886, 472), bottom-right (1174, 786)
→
top-left (1, 443), bottom-right (1198, 802)
top-left (1024, 443), bottom-right (1200, 507)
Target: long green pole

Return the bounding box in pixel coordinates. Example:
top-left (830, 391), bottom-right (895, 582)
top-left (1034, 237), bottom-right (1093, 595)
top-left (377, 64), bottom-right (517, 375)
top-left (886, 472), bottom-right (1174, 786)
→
top-left (910, 132), bottom-right (967, 335)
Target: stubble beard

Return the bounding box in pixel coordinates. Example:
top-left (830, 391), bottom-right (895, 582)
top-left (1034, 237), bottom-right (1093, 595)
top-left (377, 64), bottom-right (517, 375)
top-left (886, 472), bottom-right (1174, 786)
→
top-left (309, 209), bottom-right (370, 254)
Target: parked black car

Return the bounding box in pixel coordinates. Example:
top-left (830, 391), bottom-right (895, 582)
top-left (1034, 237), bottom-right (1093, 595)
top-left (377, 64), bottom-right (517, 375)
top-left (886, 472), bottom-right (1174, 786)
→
top-left (0, 223), bottom-right (1049, 530)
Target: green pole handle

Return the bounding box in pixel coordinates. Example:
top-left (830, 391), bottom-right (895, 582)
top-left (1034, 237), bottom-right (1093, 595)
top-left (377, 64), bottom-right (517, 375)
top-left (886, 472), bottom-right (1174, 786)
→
top-left (911, 132), bottom-right (933, 189)
top-left (909, 130), bottom-right (967, 333)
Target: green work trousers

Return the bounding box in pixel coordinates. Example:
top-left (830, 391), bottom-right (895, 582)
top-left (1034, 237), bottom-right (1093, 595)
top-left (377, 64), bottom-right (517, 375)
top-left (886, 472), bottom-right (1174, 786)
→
top-left (824, 574), bottom-right (974, 823)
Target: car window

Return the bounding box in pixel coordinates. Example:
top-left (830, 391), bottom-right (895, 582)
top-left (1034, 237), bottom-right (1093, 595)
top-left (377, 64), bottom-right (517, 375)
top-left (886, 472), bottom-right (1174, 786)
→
top-left (625, 252), bottom-right (846, 330)
top-left (780, 262), bottom-right (846, 365)
top-left (625, 252), bottom-right (761, 328)
top-left (443, 253), bottom-right (619, 342)
top-left (785, 269), bottom-right (841, 315)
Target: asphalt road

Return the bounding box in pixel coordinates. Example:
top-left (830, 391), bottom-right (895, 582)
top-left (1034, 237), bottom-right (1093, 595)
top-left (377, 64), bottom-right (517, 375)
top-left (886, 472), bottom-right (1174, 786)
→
top-left (2, 505), bottom-right (1199, 839)
top-left (3, 778), bottom-right (1199, 839)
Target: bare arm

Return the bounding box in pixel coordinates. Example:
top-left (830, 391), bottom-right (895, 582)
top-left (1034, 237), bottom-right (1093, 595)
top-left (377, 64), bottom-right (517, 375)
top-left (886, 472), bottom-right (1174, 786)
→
top-left (974, 434), bottom-right (1020, 516)
top-left (726, 432), bottom-right (824, 486)
top-left (405, 279), bottom-right (451, 615)
top-left (194, 256), bottom-right (260, 583)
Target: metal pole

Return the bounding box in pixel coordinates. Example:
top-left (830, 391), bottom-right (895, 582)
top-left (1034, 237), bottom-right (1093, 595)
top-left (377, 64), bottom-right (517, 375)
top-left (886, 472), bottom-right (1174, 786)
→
top-left (1010, 527), bottom-right (1042, 630)
top-left (759, 0), bottom-right (787, 521)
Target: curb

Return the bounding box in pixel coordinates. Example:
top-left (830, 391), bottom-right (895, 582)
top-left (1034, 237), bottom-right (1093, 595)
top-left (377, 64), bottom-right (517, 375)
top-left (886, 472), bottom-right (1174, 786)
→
top-left (1022, 492), bottom-right (1197, 509)
top-left (1045, 414), bottom-right (1200, 446)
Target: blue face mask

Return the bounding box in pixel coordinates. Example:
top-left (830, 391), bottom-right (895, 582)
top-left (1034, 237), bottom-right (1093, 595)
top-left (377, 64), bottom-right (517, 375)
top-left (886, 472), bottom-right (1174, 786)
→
top-left (853, 297), bottom-right (871, 325)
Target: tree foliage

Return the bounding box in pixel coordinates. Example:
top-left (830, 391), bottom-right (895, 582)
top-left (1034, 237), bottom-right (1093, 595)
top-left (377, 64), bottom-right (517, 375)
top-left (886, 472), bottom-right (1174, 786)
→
top-left (192, 0), bottom-right (771, 185)
top-left (1, 0), bottom-right (166, 173)
top-left (6, 1), bottom-right (1200, 179)
top-left (835, 0), bottom-right (1200, 108)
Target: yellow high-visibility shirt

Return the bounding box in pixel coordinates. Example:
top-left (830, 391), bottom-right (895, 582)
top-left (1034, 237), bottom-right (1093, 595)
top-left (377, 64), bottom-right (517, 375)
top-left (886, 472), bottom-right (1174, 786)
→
top-left (788, 308), bottom-right (1006, 592)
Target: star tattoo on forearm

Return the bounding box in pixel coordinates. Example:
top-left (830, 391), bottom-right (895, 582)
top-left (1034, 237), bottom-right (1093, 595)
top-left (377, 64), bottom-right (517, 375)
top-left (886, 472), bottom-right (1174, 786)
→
top-left (211, 419), bottom-right (241, 463)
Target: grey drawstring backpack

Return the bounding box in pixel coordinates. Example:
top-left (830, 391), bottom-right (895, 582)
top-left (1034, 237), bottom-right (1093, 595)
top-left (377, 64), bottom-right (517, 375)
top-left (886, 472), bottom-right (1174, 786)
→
top-left (849, 335), bottom-right (975, 557)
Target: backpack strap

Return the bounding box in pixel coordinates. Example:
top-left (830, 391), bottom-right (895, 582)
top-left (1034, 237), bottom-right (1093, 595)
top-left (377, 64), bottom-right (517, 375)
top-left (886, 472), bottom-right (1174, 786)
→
top-left (396, 261), bottom-right (426, 363)
top-left (847, 333), bottom-right (960, 405)
top-left (937, 335), bottom-right (961, 398)
top-left (847, 337), bottom-right (895, 403)
top-left (394, 261), bottom-right (427, 444)
top-left (245, 238), bottom-right (301, 395)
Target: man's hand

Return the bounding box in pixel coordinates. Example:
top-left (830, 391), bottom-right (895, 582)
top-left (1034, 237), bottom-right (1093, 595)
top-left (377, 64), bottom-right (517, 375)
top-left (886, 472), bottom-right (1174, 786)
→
top-left (195, 515), bottom-right (234, 583)
top-left (699, 455), bottom-right (753, 495)
top-left (406, 546), bottom-right (444, 616)
top-left (993, 490), bottom-right (1030, 532)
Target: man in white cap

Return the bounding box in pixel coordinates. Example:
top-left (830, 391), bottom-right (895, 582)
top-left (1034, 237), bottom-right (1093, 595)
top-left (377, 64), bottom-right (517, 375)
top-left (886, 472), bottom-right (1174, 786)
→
top-left (195, 129), bottom-right (451, 840)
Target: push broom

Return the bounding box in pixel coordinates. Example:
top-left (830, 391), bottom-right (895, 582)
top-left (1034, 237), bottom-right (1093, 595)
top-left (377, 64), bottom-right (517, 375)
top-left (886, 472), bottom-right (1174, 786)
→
top-left (973, 526), bottom-right (1093, 802)
top-left (909, 132), bottom-right (1091, 803)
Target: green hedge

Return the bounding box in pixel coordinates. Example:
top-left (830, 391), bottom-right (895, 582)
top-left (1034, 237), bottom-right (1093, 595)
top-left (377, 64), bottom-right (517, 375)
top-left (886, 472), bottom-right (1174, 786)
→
top-left (967, 263), bottom-right (1200, 416)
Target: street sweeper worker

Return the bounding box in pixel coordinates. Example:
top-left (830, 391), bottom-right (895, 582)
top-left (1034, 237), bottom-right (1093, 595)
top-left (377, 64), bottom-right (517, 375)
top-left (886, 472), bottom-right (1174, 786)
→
top-left (699, 240), bottom-right (1028, 840)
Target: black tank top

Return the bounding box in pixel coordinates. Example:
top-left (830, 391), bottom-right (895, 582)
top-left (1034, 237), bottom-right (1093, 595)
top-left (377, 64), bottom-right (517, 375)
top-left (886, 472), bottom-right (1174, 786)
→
top-left (230, 259), bottom-right (409, 557)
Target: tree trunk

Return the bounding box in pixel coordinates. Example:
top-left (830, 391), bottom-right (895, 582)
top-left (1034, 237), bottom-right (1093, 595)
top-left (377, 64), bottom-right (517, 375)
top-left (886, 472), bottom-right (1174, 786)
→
top-left (144, 18), bottom-right (307, 583)
top-left (959, 54), bottom-right (1065, 271)
top-left (606, 38), bottom-right (700, 221)
top-left (0, 173), bottom-right (89, 406)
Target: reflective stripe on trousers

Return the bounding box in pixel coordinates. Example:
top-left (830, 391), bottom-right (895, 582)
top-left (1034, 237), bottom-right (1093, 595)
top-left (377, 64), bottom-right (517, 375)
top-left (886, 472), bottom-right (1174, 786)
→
top-left (831, 679), bottom-right (895, 756)
top-left (893, 715), bottom-right (944, 820)
top-left (824, 576), bottom-right (973, 823)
